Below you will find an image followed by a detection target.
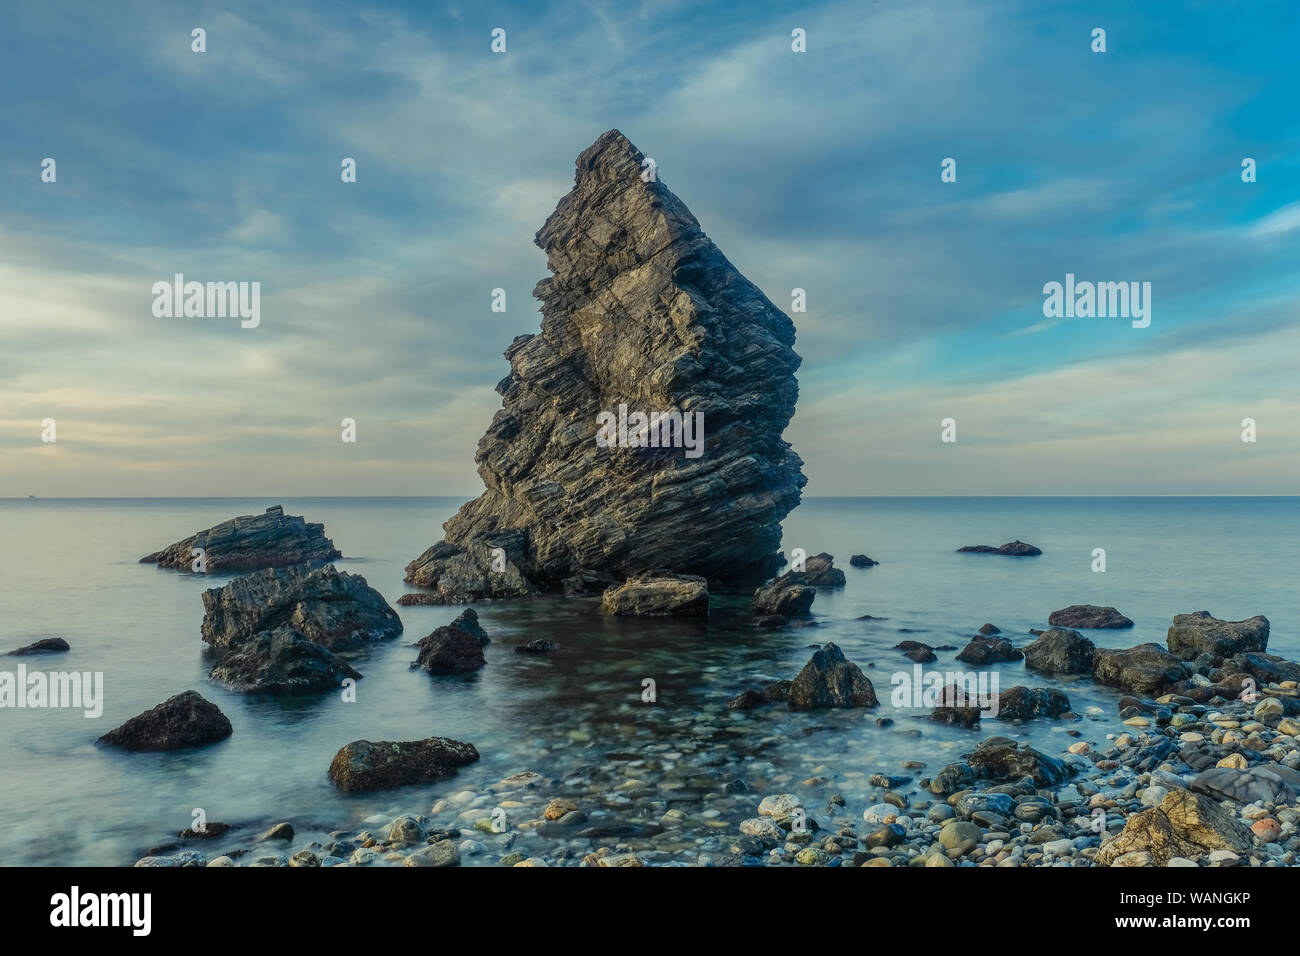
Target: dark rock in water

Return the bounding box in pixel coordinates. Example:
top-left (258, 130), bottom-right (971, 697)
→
top-left (7, 637), bottom-right (69, 655)
top-left (894, 640), bottom-right (936, 663)
top-left (728, 689), bottom-right (765, 711)
top-left (1022, 628), bottom-right (1096, 675)
top-left (328, 737), bottom-right (479, 793)
top-left (762, 680), bottom-right (792, 703)
top-left (515, 639), bottom-right (556, 654)
top-left (996, 686), bottom-right (1071, 721)
top-left (1166, 611), bottom-right (1269, 662)
top-left (208, 627), bottom-right (361, 694)
top-left (413, 610), bottom-right (489, 674)
top-left (201, 563), bottom-right (402, 652)
top-left (1028, 628), bottom-right (1045, 636)
top-left (404, 130), bottom-right (805, 600)
top-left (752, 575), bottom-right (815, 617)
top-left (98, 690), bottom-right (233, 752)
top-left (1219, 651), bottom-right (1300, 685)
top-left (400, 537), bottom-right (539, 605)
top-left (601, 571), bottom-right (709, 617)
top-left (956, 540), bottom-right (1041, 556)
top-left (965, 736), bottom-right (1072, 787)
top-left (1092, 643), bottom-right (1185, 696)
top-left (797, 554), bottom-right (846, 587)
top-left (977, 623), bottom-right (1001, 636)
top-left (178, 822), bottom-right (231, 840)
top-left (849, 554), bottom-right (878, 567)
top-left (1048, 605), bottom-right (1134, 629)
top-left (728, 679), bottom-right (792, 710)
top-left (955, 635), bottom-right (1023, 665)
top-left (929, 683), bottom-right (986, 727)
top-left (751, 553), bottom-right (843, 615)
top-left (140, 505), bottom-right (341, 572)
top-left (562, 568), bottom-right (620, 598)
top-left (754, 614), bottom-right (788, 628)
top-left (788, 643), bottom-right (877, 710)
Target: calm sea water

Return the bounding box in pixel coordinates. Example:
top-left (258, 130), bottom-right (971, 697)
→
top-left (0, 496), bottom-right (1295, 866)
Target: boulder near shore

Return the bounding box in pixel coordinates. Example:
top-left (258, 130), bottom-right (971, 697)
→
top-left (404, 129), bottom-right (805, 603)
top-left (140, 504), bottom-right (341, 572)
top-left (1048, 605), bottom-right (1133, 629)
top-left (328, 737), bottom-right (480, 793)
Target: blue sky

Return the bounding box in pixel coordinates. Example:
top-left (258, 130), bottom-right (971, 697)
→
top-left (2, 0), bottom-right (1298, 496)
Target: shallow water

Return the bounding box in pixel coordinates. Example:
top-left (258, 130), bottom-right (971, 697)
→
top-left (0, 496), bottom-right (1294, 865)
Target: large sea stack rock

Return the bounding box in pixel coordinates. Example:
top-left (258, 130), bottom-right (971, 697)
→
top-left (201, 564), bottom-right (402, 652)
top-left (404, 130), bottom-right (805, 602)
top-left (141, 505), bottom-right (341, 572)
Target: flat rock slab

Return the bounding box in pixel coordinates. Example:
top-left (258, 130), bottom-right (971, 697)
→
top-left (1048, 605), bottom-right (1133, 629)
top-left (141, 505), bottom-right (340, 572)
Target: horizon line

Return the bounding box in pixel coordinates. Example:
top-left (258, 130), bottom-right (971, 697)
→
top-left (4, 494), bottom-right (1298, 501)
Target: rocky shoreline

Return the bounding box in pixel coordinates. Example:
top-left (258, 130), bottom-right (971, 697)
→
top-left (129, 618), bottom-right (1300, 868)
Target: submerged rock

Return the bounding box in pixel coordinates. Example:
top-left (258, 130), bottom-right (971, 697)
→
top-left (201, 563), bottom-right (402, 652)
top-left (328, 737), bottom-right (480, 793)
top-left (788, 643), bottom-right (877, 710)
top-left (140, 505), bottom-right (340, 572)
top-left (1022, 627), bottom-right (1096, 675)
top-left (895, 640), bottom-right (936, 663)
top-left (98, 690), bottom-right (232, 752)
top-left (956, 540), bottom-right (1041, 556)
top-left (1166, 611), bottom-right (1269, 662)
top-left (1092, 643), bottom-right (1185, 696)
top-left (600, 571), bottom-right (709, 617)
top-left (6, 637), bottom-right (69, 655)
top-left (849, 554), bottom-right (878, 567)
top-left (208, 627), bottom-right (361, 694)
top-left (1048, 605), bottom-right (1133, 629)
top-left (403, 130), bottom-right (804, 601)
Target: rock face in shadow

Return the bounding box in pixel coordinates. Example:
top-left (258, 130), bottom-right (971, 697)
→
top-left (404, 130), bottom-right (805, 602)
top-left (1166, 611), bottom-right (1269, 662)
top-left (1048, 605), bottom-right (1133, 629)
top-left (787, 643), bottom-right (877, 710)
top-left (956, 540), bottom-right (1041, 556)
top-left (208, 627), bottom-right (362, 694)
top-left (98, 690), bottom-right (233, 751)
top-left (201, 563), bottom-right (402, 652)
top-left (600, 571), bottom-right (709, 617)
top-left (328, 737), bottom-right (480, 793)
top-left (141, 505), bottom-right (341, 572)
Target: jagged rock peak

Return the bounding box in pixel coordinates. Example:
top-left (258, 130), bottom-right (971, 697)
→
top-left (405, 129), bottom-right (806, 601)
